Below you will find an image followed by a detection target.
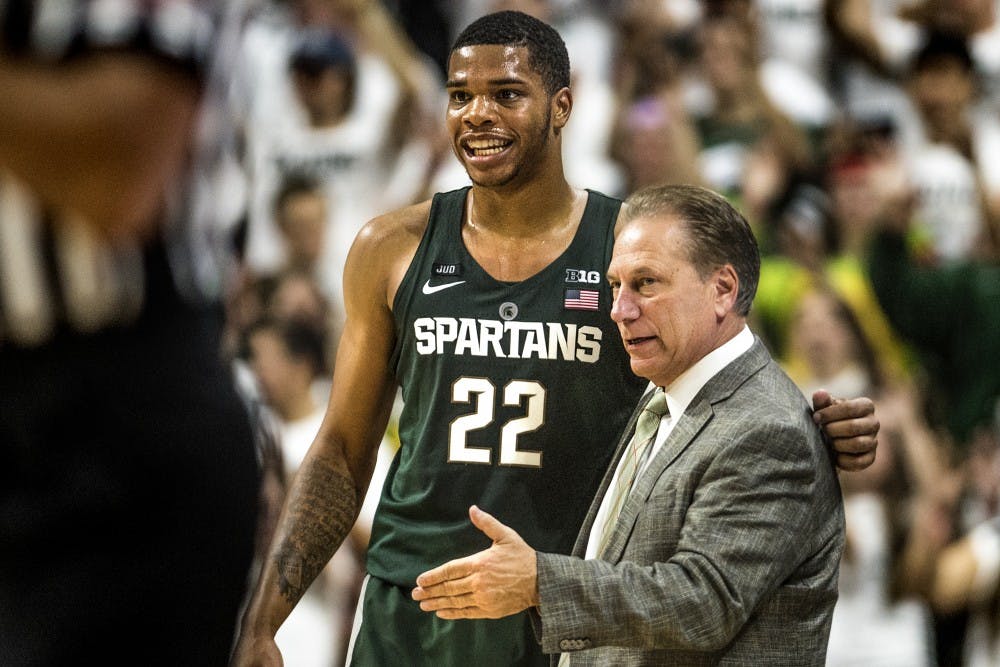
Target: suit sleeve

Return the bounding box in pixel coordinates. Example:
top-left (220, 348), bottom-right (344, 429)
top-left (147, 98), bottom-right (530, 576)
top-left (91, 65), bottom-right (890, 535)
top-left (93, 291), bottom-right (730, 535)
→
top-left (535, 418), bottom-right (840, 654)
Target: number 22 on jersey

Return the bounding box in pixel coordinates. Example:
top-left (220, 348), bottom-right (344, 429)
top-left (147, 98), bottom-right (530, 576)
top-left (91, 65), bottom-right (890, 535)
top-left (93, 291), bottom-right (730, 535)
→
top-left (448, 377), bottom-right (545, 468)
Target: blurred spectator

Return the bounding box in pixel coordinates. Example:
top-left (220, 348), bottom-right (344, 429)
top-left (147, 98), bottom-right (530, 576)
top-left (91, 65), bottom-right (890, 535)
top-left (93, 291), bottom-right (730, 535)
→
top-left (270, 267), bottom-right (340, 375)
top-left (785, 287), bottom-right (956, 666)
top-left (902, 30), bottom-right (1000, 261)
top-left (866, 177), bottom-right (1000, 453)
top-left (753, 167), bottom-right (913, 386)
top-left (825, 0), bottom-right (1000, 156)
top-left (239, 1), bottom-right (440, 331)
top-left (757, 0), bottom-right (832, 90)
top-left (759, 177), bottom-right (837, 270)
top-left (826, 385), bottom-right (955, 666)
top-left (864, 178), bottom-right (995, 663)
top-left (785, 286), bottom-right (885, 399)
top-left (898, 0), bottom-right (1000, 107)
top-left (247, 317), bottom-right (330, 455)
top-left (607, 1), bottom-right (704, 195)
top-left (273, 174), bottom-right (330, 276)
top-left (824, 0), bottom-right (927, 139)
top-left (391, 0), bottom-right (455, 76)
top-left (930, 423), bottom-right (1000, 667)
top-left (612, 93), bottom-right (705, 195)
top-left (223, 270), bottom-right (280, 367)
top-left (270, 268), bottom-right (334, 330)
top-left (243, 28), bottom-right (381, 292)
top-left (611, 0), bottom-right (700, 105)
top-left (739, 0), bottom-right (837, 140)
top-left (932, 515), bottom-right (1000, 667)
top-left (267, 173), bottom-right (345, 346)
top-left (226, 267), bottom-right (337, 405)
top-left (691, 8), bottom-right (813, 221)
top-left (0, 2), bottom-right (258, 665)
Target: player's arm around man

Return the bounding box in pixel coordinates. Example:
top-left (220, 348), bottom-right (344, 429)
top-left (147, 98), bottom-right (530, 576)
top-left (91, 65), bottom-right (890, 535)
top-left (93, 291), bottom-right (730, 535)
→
top-left (231, 201), bottom-right (430, 666)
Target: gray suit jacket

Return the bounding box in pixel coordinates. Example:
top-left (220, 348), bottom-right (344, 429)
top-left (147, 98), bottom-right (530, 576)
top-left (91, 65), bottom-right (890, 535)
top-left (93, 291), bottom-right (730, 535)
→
top-left (533, 339), bottom-right (845, 666)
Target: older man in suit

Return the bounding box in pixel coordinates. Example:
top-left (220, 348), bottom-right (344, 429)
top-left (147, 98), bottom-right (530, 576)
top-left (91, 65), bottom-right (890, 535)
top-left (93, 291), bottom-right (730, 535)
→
top-left (411, 184), bottom-right (845, 666)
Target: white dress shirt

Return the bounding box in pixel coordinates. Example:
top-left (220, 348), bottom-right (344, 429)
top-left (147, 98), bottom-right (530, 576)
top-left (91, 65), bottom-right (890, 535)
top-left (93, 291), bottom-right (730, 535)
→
top-left (585, 326), bottom-right (755, 559)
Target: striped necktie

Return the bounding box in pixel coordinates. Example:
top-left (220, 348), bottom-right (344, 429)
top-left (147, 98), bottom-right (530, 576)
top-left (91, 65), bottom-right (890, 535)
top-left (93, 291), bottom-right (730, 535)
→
top-left (597, 389), bottom-right (669, 555)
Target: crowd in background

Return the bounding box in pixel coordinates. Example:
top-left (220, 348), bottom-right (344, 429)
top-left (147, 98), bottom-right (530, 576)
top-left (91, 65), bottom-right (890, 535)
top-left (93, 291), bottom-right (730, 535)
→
top-left (220, 1), bottom-right (1000, 665)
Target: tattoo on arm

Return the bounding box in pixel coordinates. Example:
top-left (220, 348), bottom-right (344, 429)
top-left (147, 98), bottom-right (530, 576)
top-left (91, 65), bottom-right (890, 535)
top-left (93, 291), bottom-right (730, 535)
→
top-left (273, 455), bottom-right (358, 604)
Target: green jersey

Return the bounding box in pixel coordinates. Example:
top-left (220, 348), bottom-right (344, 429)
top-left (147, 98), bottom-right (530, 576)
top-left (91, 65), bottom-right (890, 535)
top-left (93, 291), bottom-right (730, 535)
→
top-left (368, 187), bottom-right (646, 586)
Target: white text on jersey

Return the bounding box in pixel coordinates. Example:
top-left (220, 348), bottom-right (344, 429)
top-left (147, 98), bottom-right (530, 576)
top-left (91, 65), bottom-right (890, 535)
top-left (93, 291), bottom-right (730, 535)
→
top-left (413, 317), bottom-right (602, 363)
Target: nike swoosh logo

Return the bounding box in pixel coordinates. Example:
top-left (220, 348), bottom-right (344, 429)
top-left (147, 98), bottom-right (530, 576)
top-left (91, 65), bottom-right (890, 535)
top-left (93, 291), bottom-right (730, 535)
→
top-left (422, 279), bottom-right (467, 295)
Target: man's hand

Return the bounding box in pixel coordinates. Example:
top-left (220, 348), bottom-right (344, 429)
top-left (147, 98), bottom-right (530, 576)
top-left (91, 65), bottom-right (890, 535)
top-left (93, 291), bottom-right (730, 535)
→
top-left (412, 505), bottom-right (538, 620)
top-left (812, 390), bottom-right (879, 471)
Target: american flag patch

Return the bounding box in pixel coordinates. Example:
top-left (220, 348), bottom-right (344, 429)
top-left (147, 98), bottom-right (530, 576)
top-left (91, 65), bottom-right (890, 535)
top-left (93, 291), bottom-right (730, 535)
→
top-left (564, 288), bottom-right (599, 311)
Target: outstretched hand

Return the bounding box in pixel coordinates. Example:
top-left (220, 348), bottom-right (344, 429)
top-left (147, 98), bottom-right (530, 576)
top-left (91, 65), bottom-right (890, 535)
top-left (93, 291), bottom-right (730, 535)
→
top-left (812, 390), bottom-right (879, 471)
top-left (411, 505), bottom-right (538, 620)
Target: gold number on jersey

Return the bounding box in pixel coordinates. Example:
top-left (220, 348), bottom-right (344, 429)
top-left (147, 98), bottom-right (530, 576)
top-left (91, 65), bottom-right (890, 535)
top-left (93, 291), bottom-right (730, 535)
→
top-left (448, 377), bottom-right (545, 468)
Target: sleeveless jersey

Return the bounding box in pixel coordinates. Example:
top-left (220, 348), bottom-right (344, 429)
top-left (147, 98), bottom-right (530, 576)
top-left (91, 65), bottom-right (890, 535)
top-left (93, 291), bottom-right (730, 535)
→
top-left (368, 187), bottom-right (647, 586)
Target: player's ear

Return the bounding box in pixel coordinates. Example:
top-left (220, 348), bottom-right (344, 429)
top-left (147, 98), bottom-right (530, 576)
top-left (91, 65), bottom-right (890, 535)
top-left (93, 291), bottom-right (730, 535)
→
top-left (552, 87), bottom-right (572, 130)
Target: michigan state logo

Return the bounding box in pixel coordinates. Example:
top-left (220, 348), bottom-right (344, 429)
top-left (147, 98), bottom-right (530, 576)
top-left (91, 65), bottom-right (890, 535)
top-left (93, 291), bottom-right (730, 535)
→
top-left (499, 302), bottom-right (518, 320)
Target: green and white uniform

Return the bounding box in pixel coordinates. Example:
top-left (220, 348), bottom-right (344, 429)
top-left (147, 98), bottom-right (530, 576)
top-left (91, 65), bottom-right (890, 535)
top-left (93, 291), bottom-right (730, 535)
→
top-left (349, 188), bottom-right (646, 666)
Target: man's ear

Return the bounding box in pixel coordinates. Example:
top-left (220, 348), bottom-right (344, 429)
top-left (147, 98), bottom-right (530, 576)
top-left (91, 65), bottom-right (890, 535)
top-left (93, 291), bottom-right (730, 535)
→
top-left (713, 264), bottom-right (739, 318)
top-left (552, 87), bottom-right (572, 130)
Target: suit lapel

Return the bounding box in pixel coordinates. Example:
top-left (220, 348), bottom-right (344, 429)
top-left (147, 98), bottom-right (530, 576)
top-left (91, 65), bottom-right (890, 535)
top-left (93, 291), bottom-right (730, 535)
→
top-left (598, 340), bottom-right (772, 562)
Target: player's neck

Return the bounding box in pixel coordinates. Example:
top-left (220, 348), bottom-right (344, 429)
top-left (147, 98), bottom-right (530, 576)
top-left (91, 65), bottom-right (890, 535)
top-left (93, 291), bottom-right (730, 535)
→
top-left (463, 178), bottom-right (586, 282)
top-left (468, 174), bottom-right (576, 238)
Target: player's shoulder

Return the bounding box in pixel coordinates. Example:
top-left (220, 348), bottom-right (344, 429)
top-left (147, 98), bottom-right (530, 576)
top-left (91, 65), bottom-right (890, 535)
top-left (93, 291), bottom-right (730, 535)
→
top-left (352, 199), bottom-right (432, 258)
top-left (344, 199), bottom-right (433, 304)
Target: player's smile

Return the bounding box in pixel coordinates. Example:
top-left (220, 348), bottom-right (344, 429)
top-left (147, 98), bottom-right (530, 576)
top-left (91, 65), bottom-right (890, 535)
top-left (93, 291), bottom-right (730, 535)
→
top-left (461, 133), bottom-right (514, 162)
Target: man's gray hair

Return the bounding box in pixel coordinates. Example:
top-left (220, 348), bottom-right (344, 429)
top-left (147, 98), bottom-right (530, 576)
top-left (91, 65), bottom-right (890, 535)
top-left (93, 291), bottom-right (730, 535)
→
top-left (621, 184), bottom-right (760, 316)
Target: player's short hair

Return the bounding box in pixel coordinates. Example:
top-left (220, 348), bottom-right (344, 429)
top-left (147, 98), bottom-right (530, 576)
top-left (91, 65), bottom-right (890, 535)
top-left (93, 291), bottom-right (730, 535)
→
top-left (621, 184), bottom-right (760, 317)
top-left (451, 10), bottom-right (570, 95)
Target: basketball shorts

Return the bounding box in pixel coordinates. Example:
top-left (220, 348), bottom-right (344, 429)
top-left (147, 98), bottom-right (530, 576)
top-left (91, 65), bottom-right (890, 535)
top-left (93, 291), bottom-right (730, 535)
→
top-left (347, 574), bottom-right (550, 666)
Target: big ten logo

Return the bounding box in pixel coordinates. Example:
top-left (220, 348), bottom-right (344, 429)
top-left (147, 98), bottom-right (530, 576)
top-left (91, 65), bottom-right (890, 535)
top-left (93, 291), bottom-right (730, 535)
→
top-left (565, 269), bottom-right (601, 284)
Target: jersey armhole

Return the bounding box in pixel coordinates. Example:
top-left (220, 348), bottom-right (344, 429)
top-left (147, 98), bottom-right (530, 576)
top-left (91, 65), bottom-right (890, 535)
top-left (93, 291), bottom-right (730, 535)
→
top-left (387, 187), bottom-right (469, 374)
top-left (583, 189), bottom-right (622, 287)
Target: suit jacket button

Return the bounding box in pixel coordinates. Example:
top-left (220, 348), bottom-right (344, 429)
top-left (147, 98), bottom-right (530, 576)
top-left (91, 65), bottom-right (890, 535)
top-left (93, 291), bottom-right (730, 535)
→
top-left (559, 639), bottom-right (572, 651)
top-left (581, 638), bottom-right (592, 648)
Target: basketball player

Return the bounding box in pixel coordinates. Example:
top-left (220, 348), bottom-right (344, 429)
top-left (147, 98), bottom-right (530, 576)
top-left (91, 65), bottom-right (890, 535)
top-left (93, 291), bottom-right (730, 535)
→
top-left (233, 11), bottom-right (878, 666)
